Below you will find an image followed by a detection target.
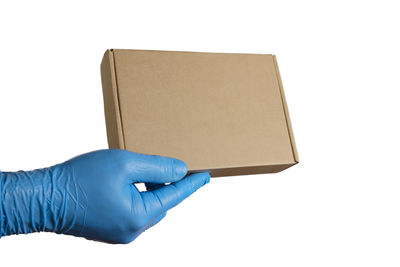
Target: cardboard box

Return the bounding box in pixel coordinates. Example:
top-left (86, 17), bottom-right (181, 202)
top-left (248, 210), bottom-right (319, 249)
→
top-left (101, 49), bottom-right (298, 177)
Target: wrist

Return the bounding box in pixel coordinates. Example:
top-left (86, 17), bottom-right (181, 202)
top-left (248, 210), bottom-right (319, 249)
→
top-left (0, 163), bottom-right (87, 238)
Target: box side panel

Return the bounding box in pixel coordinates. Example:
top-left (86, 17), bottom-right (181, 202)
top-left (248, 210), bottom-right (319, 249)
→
top-left (272, 55), bottom-right (299, 163)
top-left (100, 50), bottom-right (125, 149)
top-left (191, 163), bottom-right (297, 177)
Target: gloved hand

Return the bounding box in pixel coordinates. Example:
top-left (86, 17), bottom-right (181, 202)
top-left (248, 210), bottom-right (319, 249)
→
top-left (0, 149), bottom-right (210, 244)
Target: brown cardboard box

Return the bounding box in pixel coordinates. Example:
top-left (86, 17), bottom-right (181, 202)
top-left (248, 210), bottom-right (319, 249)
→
top-left (101, 49), bottom-right (298, 177)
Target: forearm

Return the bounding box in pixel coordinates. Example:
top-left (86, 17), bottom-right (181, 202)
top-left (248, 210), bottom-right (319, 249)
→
top-left (0, 164), bottom-right (86, 238)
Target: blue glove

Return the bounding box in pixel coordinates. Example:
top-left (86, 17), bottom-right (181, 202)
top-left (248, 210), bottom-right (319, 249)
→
top-left (0, 149), bottom-right (210, 244)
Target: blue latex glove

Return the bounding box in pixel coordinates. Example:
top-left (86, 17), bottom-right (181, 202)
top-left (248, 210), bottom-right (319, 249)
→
top-left (0, 149), bottom-right (210, 244)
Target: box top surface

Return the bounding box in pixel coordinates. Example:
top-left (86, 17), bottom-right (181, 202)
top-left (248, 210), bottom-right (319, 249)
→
top-left (110, 49), bottom-right (297, 171)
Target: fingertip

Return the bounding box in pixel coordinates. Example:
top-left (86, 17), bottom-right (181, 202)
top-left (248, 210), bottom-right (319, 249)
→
top-left (205, 172), bottom-right (211, 184)
top-left (201, 172), bottom-right (211, 185)
top-left (189, 172), bottom-right (211, 188)
top-left (172, 158), bottom-right (188, 179)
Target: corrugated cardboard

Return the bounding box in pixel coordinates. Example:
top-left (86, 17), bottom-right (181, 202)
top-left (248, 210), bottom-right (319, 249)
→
top-left (101, 49), bottom-right (298, 177)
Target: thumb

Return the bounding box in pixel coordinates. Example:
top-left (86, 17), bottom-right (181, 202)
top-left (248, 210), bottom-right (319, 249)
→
top-left (141, 172), bottom-right (211, 217)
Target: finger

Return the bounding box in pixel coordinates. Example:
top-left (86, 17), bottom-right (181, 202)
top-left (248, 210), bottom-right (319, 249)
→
top-left (141, 172), bottom-right (210, 217)
top-left (125, 152), bottom-right (187, 183)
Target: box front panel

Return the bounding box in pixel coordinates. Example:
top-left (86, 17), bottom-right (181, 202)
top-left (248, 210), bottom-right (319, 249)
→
top-left (113, 50), bottom-right (294, 171)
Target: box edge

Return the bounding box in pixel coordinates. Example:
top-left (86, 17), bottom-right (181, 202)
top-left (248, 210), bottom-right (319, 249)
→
top-left (191, 162), bottom-right (297, 177)
top-left (100, 49), bottom-right (125, 149)
top-left (272, 55), bottom-right (299, 163)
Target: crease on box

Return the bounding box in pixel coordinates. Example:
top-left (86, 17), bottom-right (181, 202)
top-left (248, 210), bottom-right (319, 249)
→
top-left (100, 50), bottom-right (125, 149)
top-left (272, 55), bottom-right (299, 164)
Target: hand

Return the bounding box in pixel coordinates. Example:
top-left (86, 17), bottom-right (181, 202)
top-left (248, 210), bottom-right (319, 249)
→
top-left (0, 149), bottom-right (210, 244)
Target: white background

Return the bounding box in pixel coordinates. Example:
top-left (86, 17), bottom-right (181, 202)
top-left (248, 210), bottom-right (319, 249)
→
top-left (0, 1), bottom-right (399, 266)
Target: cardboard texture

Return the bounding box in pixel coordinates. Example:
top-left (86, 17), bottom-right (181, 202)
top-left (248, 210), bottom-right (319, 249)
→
top-left (101, 49), bottom-right (298, 177)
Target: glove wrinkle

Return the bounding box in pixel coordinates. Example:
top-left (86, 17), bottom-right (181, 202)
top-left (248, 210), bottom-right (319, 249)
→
top-left (0, 164), bottom-right (87, 238)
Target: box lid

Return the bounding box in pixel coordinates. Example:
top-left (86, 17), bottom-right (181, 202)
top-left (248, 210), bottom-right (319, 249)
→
top-left (101, 49), bottom-right (298, 177)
